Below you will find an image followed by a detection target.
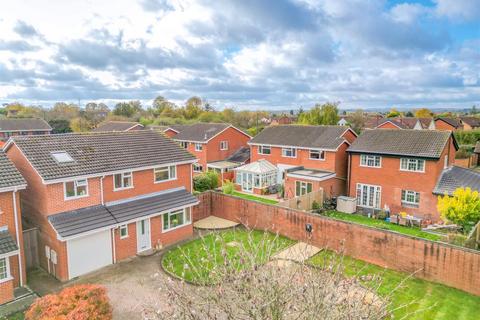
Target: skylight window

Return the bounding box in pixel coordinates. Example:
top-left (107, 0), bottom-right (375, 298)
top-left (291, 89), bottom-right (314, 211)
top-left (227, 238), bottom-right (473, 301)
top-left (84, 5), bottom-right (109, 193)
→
top-left (51, 151), bottom-right (74, 163)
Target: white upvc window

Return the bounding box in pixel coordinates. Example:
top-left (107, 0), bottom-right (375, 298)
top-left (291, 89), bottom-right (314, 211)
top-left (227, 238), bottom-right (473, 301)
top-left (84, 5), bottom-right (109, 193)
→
top-left (295, 181), bottom-right (312, 197)
top-left (64, 179), bottom-right (88, 199)
top-left (154, 165), bottom-right (176, 183)
top-left (401, 190), bottom-right (420, 207)
top-left (180, 142), bottom-right (188, 149)
top-left (282, 147), bottom-right (296, 158)
top-left (195, 143), bottom-right (203, 151)
top-left (0, 257), bottom-right (10, 282)
top-left (309, 150), bottom-right (325, 160)
top-left (400, 158), bottom-right (425, 172)
top-left (220, 141), bottom-right (228, 150)
top-left (119, 225), bottom-right (129, 239)
top-left (163, 208), bottom-right (191, 232)
top-left (193, 163), bottom-right (203, 172)
top-left (258, 145), bottom-right (271, 155)
top-left (114, 172), bottom-right (133, 190)
top-left (356, 183), bottom-right (381, 209)
top-left (360, 154), bottom-right (381, 168)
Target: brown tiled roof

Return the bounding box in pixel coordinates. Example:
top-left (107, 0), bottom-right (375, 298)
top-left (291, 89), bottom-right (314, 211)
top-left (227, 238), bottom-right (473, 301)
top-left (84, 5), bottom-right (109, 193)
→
top-left (0, 118), bottom-right (51, 132)
top-left (92, 121), bottom-right (143, 132)
top-left (173, 123), bottom-right (233, 142)
top-left (433, 166), bottom-right (480, 196)
top-left (348, 129), bottom-right (454, 159)
top-left (249, 125), bottom-right (351, 150)
top-left (0, 150), bottom-right (26, 190)
top-left (460, 117), bottom-right (480, 128)
top-left (9, 131), bottom-right (196, 181)
top-left (435, 117), bottom-right (463, 129)
top-left (376, 117), bottom-right (433, 129)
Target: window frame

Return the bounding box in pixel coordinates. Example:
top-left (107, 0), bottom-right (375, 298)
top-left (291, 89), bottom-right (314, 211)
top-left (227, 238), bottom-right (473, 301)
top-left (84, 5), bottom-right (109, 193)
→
top-left (194, 143), bottom-right (203, 151)
top-left (220, 141), bottom-right (228, 150)
top-left (400, 158), bottom-right (425, 173)
top-left (356, 183), bottom-right (381, 209)
top-left (113, 171), bottom-right (133, 191)
top-left (162, 208), bottom-right (192, 232)
top-left (119, 225), bottom-right (129, 239)
top-left (0, 257), bottom-right (11, 283)
top-left (295, 181), bottom-right (313, 197)
top-left (154, 165), bottom-right (177, 183)
top-left (281, 147), bottom-right (297, 158)
top-left (64, 179), bottom-right (89, 200)
top-left (193, 163), bottom-right (203, 173)
top-left (258, 145), bottom-right (271, 155)
top-left (360, 154), bottom-right (381, 168)
top-left (180, 141), bottom-right (188, 149)
top-left (401, 190), bottom-right (420, 208)
top-left (309, 149), bottom-right (325, 161)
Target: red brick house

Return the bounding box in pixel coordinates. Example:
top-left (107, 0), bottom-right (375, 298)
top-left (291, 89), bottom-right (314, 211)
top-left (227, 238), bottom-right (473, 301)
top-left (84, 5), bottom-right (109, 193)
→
top-left (375, 118), bottom-right (434, 130)
top-left (172, 123), bottom-right (251, 176)
top-left (0, 151), bottom-right (27, 305)
top-left (238, 125), bottom-right (357, 198)
top-left (347, 129), bottom-right (458, 222)
top-left (434, 117), bottom-right (463, 131)
top-left (92, 121), bottom-right (144, 132)
top-left (459, 117), bottom-right (480, 130)
top-left (4, 131), bottom-right (198, 281)
top-left (0, 118), bottom-right (52, 143)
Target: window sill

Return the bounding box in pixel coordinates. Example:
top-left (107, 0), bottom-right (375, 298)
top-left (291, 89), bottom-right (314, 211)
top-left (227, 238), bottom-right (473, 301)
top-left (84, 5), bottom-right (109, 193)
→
top-left (120, 235), bottom-right (129, 240)
top-left (0, 276), bottom-right (13, 284)
top-left (162, 222), bottom-right (192, 233)
top-left (401, 202), bottom-right (419, 208)
top-left (113, 186), bottom-right (134, 192)
top-left (154, 177), bottom-right (177, 184)
top-left (64, 194), bottom-right (89, 201)
top-left (399, 169), bottom-right (425, 173)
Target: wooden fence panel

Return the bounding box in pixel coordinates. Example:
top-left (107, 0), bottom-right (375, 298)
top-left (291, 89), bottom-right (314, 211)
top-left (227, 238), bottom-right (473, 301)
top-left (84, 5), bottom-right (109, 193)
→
top-left (278, 189), bottom-right (324, 211)
top-left (23, 227), bottom-right (39, 270)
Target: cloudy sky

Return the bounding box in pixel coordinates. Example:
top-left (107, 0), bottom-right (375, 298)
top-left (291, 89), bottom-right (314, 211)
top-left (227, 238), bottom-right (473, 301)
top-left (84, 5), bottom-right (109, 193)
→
top-left (0, 0), bottom-right (479, 110)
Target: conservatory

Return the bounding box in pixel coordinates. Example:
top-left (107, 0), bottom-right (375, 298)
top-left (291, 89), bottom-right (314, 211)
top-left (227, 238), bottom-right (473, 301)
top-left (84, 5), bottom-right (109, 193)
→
top-left (234, 160), bottom-right (278, 193)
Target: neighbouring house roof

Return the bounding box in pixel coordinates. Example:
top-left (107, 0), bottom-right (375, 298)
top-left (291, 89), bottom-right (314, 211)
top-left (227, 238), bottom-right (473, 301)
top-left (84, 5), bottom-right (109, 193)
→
top-left (474, 141), bottom-right (480, 154)
top-left (435, 117), bottom-right (463, 129)
top-left (92, 121), bottom-right (144, 132)
top-left (7, 130), bottom-right (196, 182)
top-left (286, 167), bottom-right (335, 181)
top-left (249, 125), bottom-right (352, 150)
top-left (460, 117), bottom-right (480, 128)
top-left (226, 146), bottom-right (250, 164)
top-left (147, 124), bottom-right (188, 133)
top-left (433, 166), bottom-right (480, 196)
top-left (48, 188), bottom-right (198, 239)
top-left (0, 230), bottom-right (18, 255)
top-left (173, 123), bottom-right (241, 142)
top-left (0, 118), bottom-right (52, 132)
top-left (207, 160), bottom-right (240, 170)
top-left (234, 159), bottom-right (277, 174)
top-left (348, 129), bottom-right (455, 159)
top-left (0, 150), bottom-right (26, 190)
top-left (375, 117), bottom-right (433, 130)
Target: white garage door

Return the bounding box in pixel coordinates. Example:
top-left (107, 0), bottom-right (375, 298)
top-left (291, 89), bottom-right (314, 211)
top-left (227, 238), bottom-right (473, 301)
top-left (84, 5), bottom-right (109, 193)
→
top-left (67, 230), bottom-right (113, 279)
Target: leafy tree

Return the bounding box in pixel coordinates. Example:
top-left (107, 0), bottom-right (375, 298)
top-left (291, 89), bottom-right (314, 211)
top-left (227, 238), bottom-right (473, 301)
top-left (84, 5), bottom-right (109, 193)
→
top-left (404, 111), bottom-right (414, 117)
top-left (152, 96), bottom-right (176, 116)
top-left (438, 187), bottom-right (480, 232)
top-left (48, 119), bottom-right (72, 134)
top-left (414, 108), bottom-right (433, 118)
top-left (183, 96), bottom-right (203, 119)
top-left (113, 101), bottom-right (142, 118)
top-left (198, 111), bottom-right (222, 123)
top-left (50, 102), bottom-right (80, 120)
top-left (298, 102), bottom-right (339, 125)
top-left (222, 180), bottom-right (234, 195)
top-left (349, 109), bottom-right (366, 134)
top-left (193, 170), bottom-right (219, 192)
top-left (386, 108), bottom-right (401, 118)
top-left (84, 102), bottom-right (109, 126)
top-left (70, 117), bottom-right (91, 132)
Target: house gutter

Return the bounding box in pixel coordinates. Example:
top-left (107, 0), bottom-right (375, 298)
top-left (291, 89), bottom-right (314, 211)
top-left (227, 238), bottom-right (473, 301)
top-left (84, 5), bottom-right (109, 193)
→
top-left (12, 189), bottom-right (24, 286)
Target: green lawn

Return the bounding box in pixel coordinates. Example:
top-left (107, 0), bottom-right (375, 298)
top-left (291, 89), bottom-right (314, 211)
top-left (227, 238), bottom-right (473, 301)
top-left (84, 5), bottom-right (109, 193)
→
top-left (309, 251), bottom-right (480, 320)
top-left (162, 229), bottom-right (294, 284)
top-left (231, 191), bottom-right (279, 205)
top-left (322, 211), bottom-right (442, 241)
top-left (2, 312), bottom-right (24, 320)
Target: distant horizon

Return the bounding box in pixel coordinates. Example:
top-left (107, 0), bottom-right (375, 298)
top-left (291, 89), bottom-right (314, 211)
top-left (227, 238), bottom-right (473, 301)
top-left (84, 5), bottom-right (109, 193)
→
top-left (1, 1), bottom-right (479, 109)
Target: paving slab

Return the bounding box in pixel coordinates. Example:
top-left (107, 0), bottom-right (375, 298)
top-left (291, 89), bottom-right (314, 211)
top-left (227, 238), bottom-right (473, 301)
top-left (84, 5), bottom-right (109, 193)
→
top-left (193, 216), bottom-right (240, 230)
top-left (272, 242), bottom-right (321, 262)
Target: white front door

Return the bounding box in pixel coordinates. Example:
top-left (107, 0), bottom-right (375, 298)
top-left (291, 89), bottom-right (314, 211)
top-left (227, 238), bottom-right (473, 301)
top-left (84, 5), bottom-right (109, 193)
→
top-left (242, 172), bottom-right (253, 192)
top-left (136, 219), bottom-right (151, 253)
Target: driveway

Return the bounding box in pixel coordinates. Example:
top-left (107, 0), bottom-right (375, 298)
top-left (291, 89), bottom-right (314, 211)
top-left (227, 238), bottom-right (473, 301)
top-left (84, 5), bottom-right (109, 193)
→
top-left (28, 253), bottom-right (175, 320)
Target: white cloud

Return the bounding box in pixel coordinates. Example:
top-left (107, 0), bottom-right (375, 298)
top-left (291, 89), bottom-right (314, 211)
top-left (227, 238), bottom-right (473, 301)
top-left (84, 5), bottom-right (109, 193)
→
top-left (435, 0), bottom-right (480, 21)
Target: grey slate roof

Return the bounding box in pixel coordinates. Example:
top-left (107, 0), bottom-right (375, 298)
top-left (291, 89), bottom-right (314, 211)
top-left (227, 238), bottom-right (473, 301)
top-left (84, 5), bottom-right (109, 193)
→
top-left (0, 150), bottom-right (26, 190)
top-left (226, 146), bottom-right (250, 164)
top-left (173, 123), bottom-right (231, 142)
top-left (249, 125), bottom-right (350, 150)
top-left (435, 117), bottom-right (462, 129)
top-left (0, 230), bottom-right (18, 255)
top-left (48, 188), bottom-right (199, 238)
top-left (92, 121), bottom-right (143, 132)
top-left (433, 166), bottom-right (480, 196)
top-left (348, 129), bottom-right (454, 159)
top-left (10, 130), bottom-right (196, 181)
top-left (0, 118), bottom-right (52, 132)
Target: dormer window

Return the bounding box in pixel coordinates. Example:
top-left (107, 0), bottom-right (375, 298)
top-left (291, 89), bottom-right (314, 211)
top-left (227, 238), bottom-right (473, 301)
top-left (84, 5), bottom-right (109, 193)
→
top-left (51, 151), bottom-right (74, 164)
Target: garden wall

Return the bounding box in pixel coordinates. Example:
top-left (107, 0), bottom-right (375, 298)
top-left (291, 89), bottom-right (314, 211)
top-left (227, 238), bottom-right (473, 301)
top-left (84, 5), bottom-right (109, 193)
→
top-left (192, 191), bottom-right (480, 296)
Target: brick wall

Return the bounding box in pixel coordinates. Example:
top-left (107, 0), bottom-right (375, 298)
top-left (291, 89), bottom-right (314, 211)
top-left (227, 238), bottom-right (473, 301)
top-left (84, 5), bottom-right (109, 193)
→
top-left (0, 279), bottom-right (14, 305)
top-left (193, 192), bottom-right (480, 296)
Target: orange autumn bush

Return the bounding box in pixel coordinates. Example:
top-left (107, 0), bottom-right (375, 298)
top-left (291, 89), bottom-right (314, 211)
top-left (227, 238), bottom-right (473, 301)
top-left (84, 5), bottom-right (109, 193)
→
top-left (25, 284), bottom-right (112, 320)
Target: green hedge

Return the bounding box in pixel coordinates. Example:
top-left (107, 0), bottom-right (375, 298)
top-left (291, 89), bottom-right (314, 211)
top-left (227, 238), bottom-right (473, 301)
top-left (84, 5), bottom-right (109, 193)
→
top-left (454, 130), bottom-right (480, 146)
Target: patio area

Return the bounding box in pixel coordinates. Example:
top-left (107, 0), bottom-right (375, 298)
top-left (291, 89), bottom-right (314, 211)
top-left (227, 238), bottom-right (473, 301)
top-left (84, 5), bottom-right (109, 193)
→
top-left (193, 216), bottom-right (240, 230)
